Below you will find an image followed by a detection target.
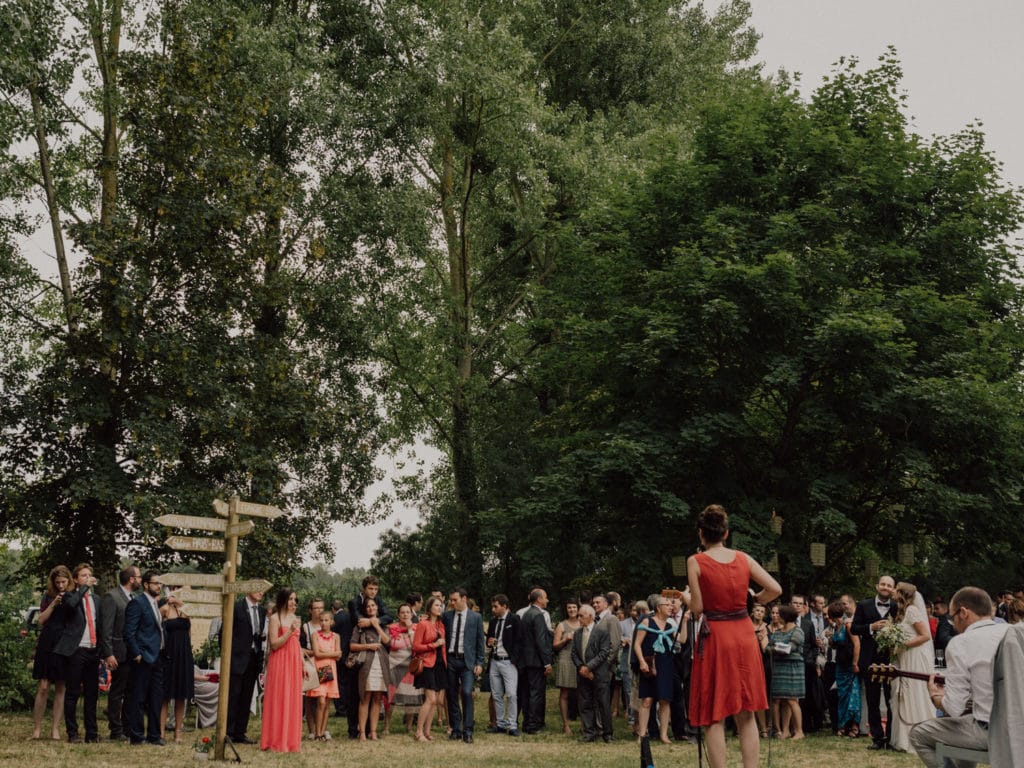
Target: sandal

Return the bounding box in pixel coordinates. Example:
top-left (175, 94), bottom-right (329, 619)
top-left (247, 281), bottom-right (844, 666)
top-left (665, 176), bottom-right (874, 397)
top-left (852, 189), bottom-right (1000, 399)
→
top-left (847, 725), bottom-right (860, 738)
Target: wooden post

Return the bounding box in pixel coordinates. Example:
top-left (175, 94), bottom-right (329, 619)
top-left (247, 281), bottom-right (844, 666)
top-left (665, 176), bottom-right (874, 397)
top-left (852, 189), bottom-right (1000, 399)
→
top-left (214, 495), bottom-right (241, 760)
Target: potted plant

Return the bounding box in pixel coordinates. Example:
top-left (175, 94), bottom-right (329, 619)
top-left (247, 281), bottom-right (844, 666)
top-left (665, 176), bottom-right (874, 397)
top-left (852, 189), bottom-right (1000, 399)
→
top-left (193, 735), bottom-right (212, 760)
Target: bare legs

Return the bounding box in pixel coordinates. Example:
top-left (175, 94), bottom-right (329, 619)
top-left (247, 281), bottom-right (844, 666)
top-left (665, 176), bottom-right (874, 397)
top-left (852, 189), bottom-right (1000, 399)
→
top-left (159, 699), bottom-right (187, 741)
top-left (637, 697), bottom-right (672, 744)
top-left (358, 691), bottom-right (383, 740)
top-left (32, 679), bottom-right (63, 740)
top-left (558, 687), bottom-right (573, 734)
top-left (415, 690), bottom-right (438, 741)
top-left (316, 696), bottom-right (330, 738)
top-left (776, 698), bottom-right (803, 739)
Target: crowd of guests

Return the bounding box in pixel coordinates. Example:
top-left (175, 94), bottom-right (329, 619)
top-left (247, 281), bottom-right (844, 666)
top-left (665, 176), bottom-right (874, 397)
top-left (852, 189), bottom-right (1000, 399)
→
top-left (30, 563), bottom-right (204, 745)
top-left (29, 540), bottom-right (1024, 764)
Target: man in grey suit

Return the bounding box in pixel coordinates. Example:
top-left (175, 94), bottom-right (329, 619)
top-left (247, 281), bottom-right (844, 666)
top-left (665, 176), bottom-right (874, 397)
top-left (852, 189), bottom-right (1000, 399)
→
top-left (98, 565), bottom-right (140, 741)
top-left (572, 604), bottom-right (614, 742)
top-left (443, 586), bottom-right (485, 743)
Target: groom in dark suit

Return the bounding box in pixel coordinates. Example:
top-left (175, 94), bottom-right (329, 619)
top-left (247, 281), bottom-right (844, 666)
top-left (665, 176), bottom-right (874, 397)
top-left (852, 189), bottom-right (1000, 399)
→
top-left (443, 587), bottom-right (485, 743)
top-left (851, 575), bottom-right (896, 750)
top-left (124, 571), bottom-right (165, 745)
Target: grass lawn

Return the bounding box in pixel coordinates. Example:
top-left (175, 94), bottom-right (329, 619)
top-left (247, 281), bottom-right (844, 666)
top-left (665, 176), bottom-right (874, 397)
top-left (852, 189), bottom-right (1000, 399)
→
top-left (0, 690), bottom-right (924, 767)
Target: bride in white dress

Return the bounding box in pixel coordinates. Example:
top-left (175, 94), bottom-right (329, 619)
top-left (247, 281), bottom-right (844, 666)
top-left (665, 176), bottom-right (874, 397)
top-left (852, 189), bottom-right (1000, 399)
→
top-left (889, 582), bottom-right (935, 752)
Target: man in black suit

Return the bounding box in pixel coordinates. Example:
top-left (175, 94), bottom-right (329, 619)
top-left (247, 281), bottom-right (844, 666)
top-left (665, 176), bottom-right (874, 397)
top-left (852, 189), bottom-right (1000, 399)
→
top-left (572, 604), bottom-right (614, 742)
top-left (486, 594), bottom-right (521, 736)
top-left (932, 596), bottom-right (955, 653)
top-left (331, 606), bottom-right (359, 737)
top-left (53, 563), bottom-right (102, 743)
top-left (124, 571), bottom-right (165, 745)
top-left (518, 588), bottom-right (553, 734)
top-left (225, 590), bottom-right (265, 745)
top-left (98, 565), bottom-right (140, 741)
top-left (443, 586), bottom-right (486, 743)
top-left (851, 575), bottom-right (897, 750)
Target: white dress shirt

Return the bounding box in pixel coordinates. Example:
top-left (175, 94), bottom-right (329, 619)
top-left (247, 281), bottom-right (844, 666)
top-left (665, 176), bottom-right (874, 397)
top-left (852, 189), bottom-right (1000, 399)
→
top-left (942, 618), bottom-right (1008, 722)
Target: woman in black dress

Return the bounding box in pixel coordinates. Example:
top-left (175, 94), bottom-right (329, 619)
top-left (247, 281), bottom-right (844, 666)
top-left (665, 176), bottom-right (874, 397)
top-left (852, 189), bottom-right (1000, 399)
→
top-left (159, 595), bottom-right (195, 742)
top-left (411, 596), bottom-right (447, 742)
top-left (633, 595), bottom-right (677, 744)
top-left (31, 565), bottom-right (71, 740)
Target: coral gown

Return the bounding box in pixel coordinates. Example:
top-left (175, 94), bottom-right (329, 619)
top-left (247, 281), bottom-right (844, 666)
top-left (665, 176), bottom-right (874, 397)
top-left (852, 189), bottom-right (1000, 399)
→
top-left (689, 551), bottom-right (768, 725)
top-left (260, 624), bottom-right (303, 752)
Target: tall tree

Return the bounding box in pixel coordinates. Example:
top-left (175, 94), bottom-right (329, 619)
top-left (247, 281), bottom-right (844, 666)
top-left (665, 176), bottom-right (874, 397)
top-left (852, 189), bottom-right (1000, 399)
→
top-left (0, 0), bottom-right (382, 583)
top-left (326, 0), bottom-right (758, 598)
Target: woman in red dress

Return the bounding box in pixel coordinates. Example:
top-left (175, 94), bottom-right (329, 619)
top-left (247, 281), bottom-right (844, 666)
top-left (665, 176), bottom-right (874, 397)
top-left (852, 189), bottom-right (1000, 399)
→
top-left (688, 505), bottom-right (781, 768)
top-left (260, 588), bottom-right (303, 752)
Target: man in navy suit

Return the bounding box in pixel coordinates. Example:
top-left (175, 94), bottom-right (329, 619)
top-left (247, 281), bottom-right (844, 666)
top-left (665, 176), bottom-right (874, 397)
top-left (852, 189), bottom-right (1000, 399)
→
top-left (443, 586), bottom-right (485, 743)
top-left (124, 570), bottom-right (165, 745)
top-left (53, 563), bottom-right (103, 743)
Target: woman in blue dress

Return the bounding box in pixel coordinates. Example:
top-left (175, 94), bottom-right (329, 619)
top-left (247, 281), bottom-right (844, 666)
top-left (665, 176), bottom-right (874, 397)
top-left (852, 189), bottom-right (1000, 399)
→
top-left (633, 595), bottom-right (678, 744)
top-left (827, 601), bottom-right (861, 737)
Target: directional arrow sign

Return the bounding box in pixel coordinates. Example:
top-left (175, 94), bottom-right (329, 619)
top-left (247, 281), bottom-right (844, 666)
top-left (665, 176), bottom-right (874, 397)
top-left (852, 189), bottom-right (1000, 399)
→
top-left (159, 573), bottom-right (225, 588)
top-left (225, 520), bottom-right (256, 537)
top-left (224, 578), bottom-right (273, 594)
top-left (212, 497), bottom-right (284, 520)
top-left (166, 535), bottom-right (225, 553)
top-left (154, 514), bottom-right (227, 532)
top-left (172, 589), bottom-right (222, 604)
top-left (182, 602), bottom-right (223, 618)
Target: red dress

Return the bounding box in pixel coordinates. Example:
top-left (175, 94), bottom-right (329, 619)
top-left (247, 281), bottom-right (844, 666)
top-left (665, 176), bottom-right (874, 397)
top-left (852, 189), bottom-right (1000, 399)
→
top-left (260, 625), bottom-right (303, 752)
top-left (688, 551), bottom-right (767, 725)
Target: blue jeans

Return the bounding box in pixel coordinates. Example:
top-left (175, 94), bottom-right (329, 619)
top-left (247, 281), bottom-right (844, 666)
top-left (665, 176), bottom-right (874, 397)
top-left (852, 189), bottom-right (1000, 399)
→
top-left (446, 658), bottom-right (476, 735)
top-left (489, 658), bottom-right (518, 730)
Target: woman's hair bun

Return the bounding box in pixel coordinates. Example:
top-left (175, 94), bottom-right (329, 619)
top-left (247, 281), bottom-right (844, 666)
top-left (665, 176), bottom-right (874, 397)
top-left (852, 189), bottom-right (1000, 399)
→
top-left (697, 504), bottom-right (728, 543)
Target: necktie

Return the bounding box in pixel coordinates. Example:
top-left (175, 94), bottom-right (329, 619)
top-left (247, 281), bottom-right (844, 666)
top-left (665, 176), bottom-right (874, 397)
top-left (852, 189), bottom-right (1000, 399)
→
top-left (452, 612), bottom-right (463, 653)
top-left (251, 605), bottom-right (260, 651)
top-left (84, 594), bottom-right (96, 646)
top-left (494, 617), bottom-right (504, 651)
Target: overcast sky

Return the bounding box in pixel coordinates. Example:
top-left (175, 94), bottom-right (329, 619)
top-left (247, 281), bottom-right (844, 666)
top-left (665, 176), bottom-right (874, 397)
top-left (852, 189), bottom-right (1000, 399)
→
top-left (326, 0), bottom-right (1024, 571)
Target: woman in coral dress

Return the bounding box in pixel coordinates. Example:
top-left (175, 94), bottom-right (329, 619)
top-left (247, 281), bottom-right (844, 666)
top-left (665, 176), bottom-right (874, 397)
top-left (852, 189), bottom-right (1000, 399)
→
top-left (688, 504), bottom-right (781, 768)
top-left (260, 588), bottom-right (303, 753)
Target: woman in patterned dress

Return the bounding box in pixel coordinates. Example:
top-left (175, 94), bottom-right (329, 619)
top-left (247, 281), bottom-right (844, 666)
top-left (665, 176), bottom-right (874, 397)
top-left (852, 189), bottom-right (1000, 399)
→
top-left (351, 598), bottom-right (391, 741)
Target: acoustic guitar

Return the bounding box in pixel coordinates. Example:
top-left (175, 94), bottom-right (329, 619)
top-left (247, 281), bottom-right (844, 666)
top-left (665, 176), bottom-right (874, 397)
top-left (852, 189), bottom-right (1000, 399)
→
top-left (868, 663), bottom-right (945, 686)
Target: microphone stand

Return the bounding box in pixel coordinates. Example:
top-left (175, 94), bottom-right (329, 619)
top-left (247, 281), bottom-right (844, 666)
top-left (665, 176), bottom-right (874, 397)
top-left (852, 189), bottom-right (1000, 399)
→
top-left (690, 611), bottom-right (704, 768)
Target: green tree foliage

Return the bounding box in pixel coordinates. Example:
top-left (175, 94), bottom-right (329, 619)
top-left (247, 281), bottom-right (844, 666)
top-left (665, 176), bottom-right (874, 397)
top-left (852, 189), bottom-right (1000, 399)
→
top-left (515, 54), bottom-right (1024, 598)
top-left (0, 0), bottom-right (382, 584)
top-left (325, 0), bottom-right (758, 599)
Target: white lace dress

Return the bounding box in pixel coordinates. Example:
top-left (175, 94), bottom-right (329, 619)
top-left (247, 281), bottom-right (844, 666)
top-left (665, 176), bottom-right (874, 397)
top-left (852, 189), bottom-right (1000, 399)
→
top-left (889, 603), bottom-right (935, 752)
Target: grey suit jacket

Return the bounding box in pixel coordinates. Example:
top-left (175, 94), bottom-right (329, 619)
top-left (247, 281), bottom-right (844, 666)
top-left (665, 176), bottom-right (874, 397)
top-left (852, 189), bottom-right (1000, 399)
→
top-left (990, 623), bottom-right (1024, 768)
top-left (53, 585), bottom-right (102, 658)
top-left (571, 621), bottom-right (613, 682)
top-left (443, 609), bottom-right (486, 669)
top-left (98, 586), bottom-right (132, 662)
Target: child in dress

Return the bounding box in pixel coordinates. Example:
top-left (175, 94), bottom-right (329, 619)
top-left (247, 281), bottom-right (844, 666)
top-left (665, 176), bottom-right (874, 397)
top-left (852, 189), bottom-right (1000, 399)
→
top-left (307, 611), bottom-right (341, 740)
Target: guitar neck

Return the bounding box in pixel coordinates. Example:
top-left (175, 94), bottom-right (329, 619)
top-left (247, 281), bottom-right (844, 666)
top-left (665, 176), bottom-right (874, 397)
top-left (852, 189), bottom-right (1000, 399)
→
top-left (869, 664), bottom-right (945, 686)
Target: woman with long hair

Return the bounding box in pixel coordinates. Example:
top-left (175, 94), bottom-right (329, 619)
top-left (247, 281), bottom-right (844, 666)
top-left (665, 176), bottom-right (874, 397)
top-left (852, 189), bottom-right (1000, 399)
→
top-left (351, 598), bottom-right (391, 741)
top-left (689, 504), bottom-right (782, 768)
top-left (552, 598), bottom-right (580, 735)
top-left (260, 588), bottom-right (303, 752)
top-left (31, 565), bottom-right (71, 740)
top-left (827, 601), bottom-right (861, 737)
top-left (889, 582), bottom-right (935, 752)
top-left (750, 603), bottom-right (770, 738)
top-left (411, 596), bottom-right (447, 742)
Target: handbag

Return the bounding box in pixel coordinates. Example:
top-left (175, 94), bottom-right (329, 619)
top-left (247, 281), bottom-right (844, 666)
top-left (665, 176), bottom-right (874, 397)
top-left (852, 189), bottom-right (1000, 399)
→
top-left (317, 664), bottom-right (334, 684)
top-left (641, 654), bottom-right (657, 678)
top-left (302, 656), bottom-right (319, 692)
top-left (408, 655), bottom-right (424, 676)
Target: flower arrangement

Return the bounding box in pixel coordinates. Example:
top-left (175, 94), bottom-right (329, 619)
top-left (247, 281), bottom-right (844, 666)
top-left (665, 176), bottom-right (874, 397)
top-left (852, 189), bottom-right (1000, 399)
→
top-left (193, 735), bottom-right (212, 760)
top-left (873, 619), bottom-right (909, 656)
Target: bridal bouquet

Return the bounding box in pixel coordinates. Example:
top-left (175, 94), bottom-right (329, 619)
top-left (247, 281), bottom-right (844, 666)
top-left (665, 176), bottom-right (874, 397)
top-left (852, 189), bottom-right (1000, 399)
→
top-left (873, 619), bottom-right (909, 656)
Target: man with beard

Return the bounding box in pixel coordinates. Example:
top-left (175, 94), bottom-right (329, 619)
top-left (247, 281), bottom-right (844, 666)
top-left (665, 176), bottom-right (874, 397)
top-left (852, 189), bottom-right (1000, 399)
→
top-left (852, 576), bottom-right (897, 750)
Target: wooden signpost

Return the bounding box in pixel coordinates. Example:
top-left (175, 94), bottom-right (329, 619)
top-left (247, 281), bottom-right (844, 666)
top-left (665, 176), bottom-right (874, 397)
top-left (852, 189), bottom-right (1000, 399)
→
top-left (159, 494), bottom-right (277, 761)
